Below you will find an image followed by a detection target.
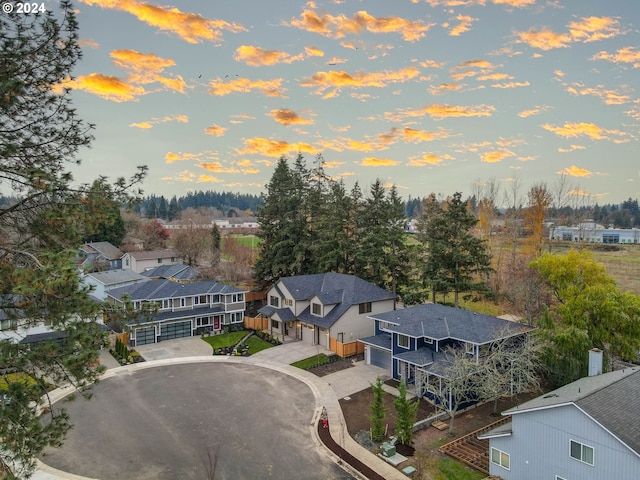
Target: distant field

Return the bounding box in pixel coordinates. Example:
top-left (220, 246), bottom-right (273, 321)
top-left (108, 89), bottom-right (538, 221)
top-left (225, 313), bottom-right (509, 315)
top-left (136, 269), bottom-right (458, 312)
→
top-left (227, 234), bottom-right (261, 249)
top-left (546, 242), bottom-right (640, 295)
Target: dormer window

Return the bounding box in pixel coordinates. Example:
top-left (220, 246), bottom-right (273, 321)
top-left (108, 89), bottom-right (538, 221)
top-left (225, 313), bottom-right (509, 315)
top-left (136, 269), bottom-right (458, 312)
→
top-left (312, 303), bottom-right (322, 316)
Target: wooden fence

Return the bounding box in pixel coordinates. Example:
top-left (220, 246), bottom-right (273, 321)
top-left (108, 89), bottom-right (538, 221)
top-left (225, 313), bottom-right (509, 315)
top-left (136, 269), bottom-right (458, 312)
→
top-left (329, 337), bottom-right (365, 358)
top-left (244, 316), bottom-right (268, 331)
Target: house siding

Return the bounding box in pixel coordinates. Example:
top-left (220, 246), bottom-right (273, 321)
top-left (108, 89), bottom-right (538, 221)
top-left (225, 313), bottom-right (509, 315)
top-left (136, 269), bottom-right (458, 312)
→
top-left (490, 405), bottom-right (640, 480)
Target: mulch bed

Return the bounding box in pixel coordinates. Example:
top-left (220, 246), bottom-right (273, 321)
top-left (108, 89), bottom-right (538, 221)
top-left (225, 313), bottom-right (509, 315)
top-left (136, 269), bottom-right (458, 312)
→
top-left (317, 419), bottom-right (387, 480)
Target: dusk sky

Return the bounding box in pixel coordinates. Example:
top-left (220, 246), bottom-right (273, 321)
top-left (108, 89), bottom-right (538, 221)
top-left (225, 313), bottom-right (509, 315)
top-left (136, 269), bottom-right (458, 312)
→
top-left (61, 0), bottom-right (639, 205)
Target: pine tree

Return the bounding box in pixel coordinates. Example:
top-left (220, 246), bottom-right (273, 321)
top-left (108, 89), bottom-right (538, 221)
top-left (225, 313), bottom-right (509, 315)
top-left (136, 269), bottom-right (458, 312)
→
top-left (0, 3), bottom-right (146, 476)
top-left (393, 381), bottom-right (419, 446)
top-left (369, 377), bottom-right (387, 442)
top-left (418, 192), bottom-right (492, 307)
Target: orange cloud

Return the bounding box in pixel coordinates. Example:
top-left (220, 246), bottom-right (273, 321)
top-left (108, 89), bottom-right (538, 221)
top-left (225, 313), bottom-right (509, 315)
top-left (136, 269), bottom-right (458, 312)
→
top-left (165, 151), bottom-right (206, 163)
top-left (591, 46), bottom-right (640, 68)
top-left (516, 28), bottom-right (571, 50)
top-left (198, 162), bottom-right (238, 174)
top-left (429, 83), bottom-right (463, 95)
top-left (300, 67), bottom-right (420, 97)
top-left (110, 49), bottom-right (186, 93)
top-left (318, 137), bottom-right (389, 153)
top-left (269, 109), bottom-right (314, 126)
top-left (323, 161), bottom-right (345, 169)
top-left (558, 144), bottom-right (586, 153)
top-left (481, 150), bottom-right (516, 163)
top-left (208, 77), bottom-right (286, 97)
top-left (541, 122), bottom-right (627, 142)
top-left (197, 175), bottom-right (223, 183)
top-left (450, 59), bottom-right (497, 81)
top-left (425, 104), bottom-right (496, 119)
top-left (287, 9), bottom-right (435, 42)
top-left (236, 138), bottom-right (318, 157)
top-left (130, 114), bottom-right (189, 129)
top-left (80, 0), bottom-right (246, 43)
top-left (491, 81), bottom-right (530, 89)
top-left (566, 84), bottom-right (630, 105)
top-left (360, 157), bottom-right (399, 166)
top-left (57, 73), bottom-right (145, 102)
top-left (420, 59), bottom-right (446, 69)
top-left (477, 73), bottom-right (512, 81)
top-left (568, 16), bottom-right (621, 43)
top-left (79, 38), bottom-right (99, 49)
top-left (408, 154), bottom-right (445, 166)
top-left (161, 170), bottom-right (196, 182)
top-left (234, 45), bottom-right (308, 66)
top-left (449, 14), bottom-right (476, 36)
top-left (204, 124), bottom-right (227, 136)
top-left (557, 165), bottom-right (592, 177)
top-left (518, 106), bottom-right (549, 118)
top-left (517, 16), bottom-right (622, 51)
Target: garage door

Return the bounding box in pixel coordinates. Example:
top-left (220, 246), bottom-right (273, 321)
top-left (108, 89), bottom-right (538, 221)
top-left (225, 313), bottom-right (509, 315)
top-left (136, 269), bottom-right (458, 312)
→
top-left (158, 320), bottom-right (192, 342)
top-left (135, 326), bottom-right (156, 346)
top-left (370, 347), bottom-right (391, 371)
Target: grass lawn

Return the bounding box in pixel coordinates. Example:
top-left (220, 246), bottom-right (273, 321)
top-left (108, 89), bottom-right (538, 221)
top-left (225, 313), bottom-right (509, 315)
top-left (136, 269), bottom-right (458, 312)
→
top-left (244, 335), bottom-right (274, 354)
top-left (202, 330), bottom-right (249, 349)
top-left (291, 353), bottom-right (330, 369)
top-left (227, 235), bottom-right (261, 249)
top-left (0, 372), bottom-right (36, 390)
top-left (435, 457), bottom-right (485, 480)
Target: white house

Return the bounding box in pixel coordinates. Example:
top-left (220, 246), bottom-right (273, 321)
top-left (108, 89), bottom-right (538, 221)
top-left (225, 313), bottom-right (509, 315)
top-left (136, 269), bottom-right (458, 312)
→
top-left (257, 273), bottom-right (396, 354)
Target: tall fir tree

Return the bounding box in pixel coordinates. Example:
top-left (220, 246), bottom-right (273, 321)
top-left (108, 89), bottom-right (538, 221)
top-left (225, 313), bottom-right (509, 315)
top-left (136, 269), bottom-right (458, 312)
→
top-left (418, 192), bottom-right (492, 307)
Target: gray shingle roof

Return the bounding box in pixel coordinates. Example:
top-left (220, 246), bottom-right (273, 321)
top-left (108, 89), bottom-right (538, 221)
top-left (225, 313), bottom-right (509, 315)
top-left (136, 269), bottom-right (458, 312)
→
top-left (86, 269), bottom-right (149, 286)
top-left (129, 249), bottom-right (180, 261)
top-left (359, 333), bottom-right (392, 350)
top-left (141, 264), bottom-right (198, 281)
top-left (257, 306), bottom-right (296, 321)
top-left (394, 347), bottom-right (438, 367)
top-left (370, 303), bottom-right (533, 344)
top-left (84, 242), bottom-right (122, 260)
top-left (276, 273), bottom-right (395, 328)
top-left (505, 368), bottom-right (640, 455)
top-left (107, 279), bottom-right (245, 302)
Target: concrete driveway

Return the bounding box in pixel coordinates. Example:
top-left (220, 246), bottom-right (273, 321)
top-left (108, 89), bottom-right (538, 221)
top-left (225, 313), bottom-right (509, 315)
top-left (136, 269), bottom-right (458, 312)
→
top-left (135, 336), bottom-right (213, 361)
top-left (40, 361), bottom-right (353, 480)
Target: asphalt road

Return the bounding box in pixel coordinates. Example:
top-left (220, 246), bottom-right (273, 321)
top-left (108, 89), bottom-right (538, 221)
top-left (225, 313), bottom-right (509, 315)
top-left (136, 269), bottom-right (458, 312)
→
top-left (41, 363), bottom-right (353, 480)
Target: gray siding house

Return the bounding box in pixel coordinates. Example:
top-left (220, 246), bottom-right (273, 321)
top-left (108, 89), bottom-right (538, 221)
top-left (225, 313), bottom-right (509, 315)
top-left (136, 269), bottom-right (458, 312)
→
top-left (480, 367), bottom-right (640, 480)
top-left (107, 279), bottom-right (247, 346)
top-left (258, 273), bottom-right (395, 352)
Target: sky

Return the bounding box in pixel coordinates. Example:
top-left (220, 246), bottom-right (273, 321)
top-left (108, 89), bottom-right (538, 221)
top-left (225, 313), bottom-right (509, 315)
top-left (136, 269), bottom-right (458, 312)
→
top-left (56, 0), bottom-right (640, 205)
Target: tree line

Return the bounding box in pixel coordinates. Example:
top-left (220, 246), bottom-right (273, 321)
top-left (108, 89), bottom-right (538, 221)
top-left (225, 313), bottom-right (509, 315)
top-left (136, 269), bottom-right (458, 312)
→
top-left (138, 190), bottom-right (261, 220)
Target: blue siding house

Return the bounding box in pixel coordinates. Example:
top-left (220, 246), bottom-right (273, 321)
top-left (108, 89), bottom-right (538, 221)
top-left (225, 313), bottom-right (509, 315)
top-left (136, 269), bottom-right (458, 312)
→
top-left (359, 303), bottom-right (533, 409)
top-left (479, 367), bottom-right (640, 480)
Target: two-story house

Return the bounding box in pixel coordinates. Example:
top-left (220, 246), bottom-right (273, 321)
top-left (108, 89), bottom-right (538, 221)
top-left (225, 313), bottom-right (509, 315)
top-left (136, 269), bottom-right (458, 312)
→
top-left (360, 303), bottom-right (534, 408)
top-left (106, 279), bottom-right (247, 346)
top-left (121, 249), bottom-right (182, 273)
top-left (480, 355), bottom-right (640, 480)
top-left (257, 273), bottom-right (395, 355)
top-left (82, 269), bottom-right (149, 301)
top-left (78, 242), bottom-right (123, 271)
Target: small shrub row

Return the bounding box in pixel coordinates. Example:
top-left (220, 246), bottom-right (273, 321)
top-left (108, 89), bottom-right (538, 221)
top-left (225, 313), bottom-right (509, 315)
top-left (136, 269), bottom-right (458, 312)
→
top-left (254, 330), bottom-right (282, 345)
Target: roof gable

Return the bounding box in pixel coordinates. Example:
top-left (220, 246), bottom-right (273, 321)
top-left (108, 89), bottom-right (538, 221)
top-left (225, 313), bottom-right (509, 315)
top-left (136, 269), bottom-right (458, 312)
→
top-left (505, 368), bottom-right (640, 456)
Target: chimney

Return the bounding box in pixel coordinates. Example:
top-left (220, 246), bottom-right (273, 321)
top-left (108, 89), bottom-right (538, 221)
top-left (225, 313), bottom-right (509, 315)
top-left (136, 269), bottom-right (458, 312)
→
top-left (588, 348), bottom-right (603, 377)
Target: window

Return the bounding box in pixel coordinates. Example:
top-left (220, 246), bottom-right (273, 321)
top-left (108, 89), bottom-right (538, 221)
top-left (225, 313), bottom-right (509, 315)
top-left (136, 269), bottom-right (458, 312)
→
top-left (271, 319), bottom-right (279, 329)
top-left (162, 299), bottom-right (171, 309)
top-left (379, 320), bottom-right (394, 331)
top-left (157, 258), bottom-right (162, 264)
top-left (397, 334), bottom-right (409, 349)
top-left (284, 298), bottom-right (293, 307)
top-left (570, 440), bottom-right (594, 466)
top-left (195, 295), bottom-right (207, 305)
top-left (358, 302), bottom-right (372, 314)
top-left (232, 293), bottom-right (244, 303)
top-left (491, 448), bottom-right (510, 470)
top-left (211, 295), bottom-right (220, 303)
top-left (269, 295), bottom-right (279, 307)
top-left (180, 298), bottom-right (186, 307)
top-left (312, 303), bottom-right (322, 316)
top-left (196, 317), bottom-right (210, 326)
